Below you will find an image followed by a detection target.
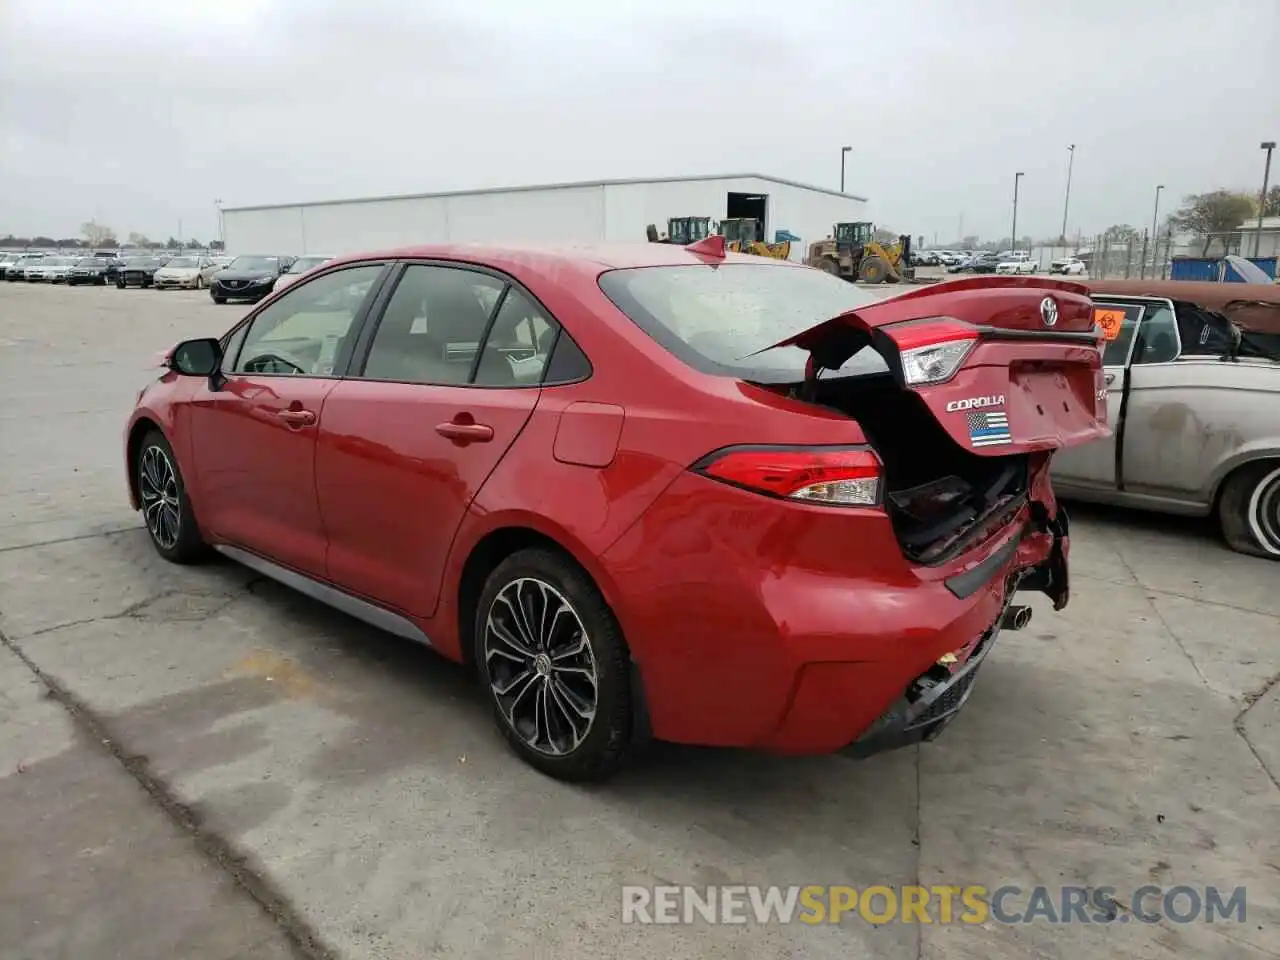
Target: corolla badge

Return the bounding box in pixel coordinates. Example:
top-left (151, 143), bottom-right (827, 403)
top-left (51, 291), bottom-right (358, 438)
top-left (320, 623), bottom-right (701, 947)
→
top-left (946, 394), bottom-right (1005, 412)
top-left (1040, 296), bottom-right (1059, 327)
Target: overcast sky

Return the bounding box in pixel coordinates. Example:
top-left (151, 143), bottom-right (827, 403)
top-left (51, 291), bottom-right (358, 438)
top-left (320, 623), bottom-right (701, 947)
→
top-left (2, 0), bottom-right (1277, 244)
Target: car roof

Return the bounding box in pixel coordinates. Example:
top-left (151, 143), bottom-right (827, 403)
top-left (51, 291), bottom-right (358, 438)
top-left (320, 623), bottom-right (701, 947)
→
top-left (325, 242), bottom-right (804, 278)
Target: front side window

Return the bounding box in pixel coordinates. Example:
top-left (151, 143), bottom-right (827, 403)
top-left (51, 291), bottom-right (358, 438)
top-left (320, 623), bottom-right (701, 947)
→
top-left (361, 265), bottom-right (505, 385)
top-left (232, 264), bottom-right (384, 376)
top-left (1133, 302), bottom-right (1180, 364)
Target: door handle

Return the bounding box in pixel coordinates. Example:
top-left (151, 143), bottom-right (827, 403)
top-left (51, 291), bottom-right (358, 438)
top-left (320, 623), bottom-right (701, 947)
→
top-left (277, 409), bottom-right (316, 426)
top-left (1104, 373), bottom-right (1116, 385)
top-left (435, 420), bottom-right (494, 443)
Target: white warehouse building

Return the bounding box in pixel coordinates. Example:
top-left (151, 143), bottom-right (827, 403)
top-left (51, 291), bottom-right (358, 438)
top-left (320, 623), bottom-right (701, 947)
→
top-left (220, 173), bottom-right (868, 262)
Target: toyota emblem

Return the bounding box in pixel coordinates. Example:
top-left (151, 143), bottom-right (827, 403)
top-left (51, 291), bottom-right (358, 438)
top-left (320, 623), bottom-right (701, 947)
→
top-left (1040, 296), bottom-right (1058, 327)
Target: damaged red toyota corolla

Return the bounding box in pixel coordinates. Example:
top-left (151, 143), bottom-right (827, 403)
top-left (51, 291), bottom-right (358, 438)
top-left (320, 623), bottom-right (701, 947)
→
top-left (125, 239), bottom-right (1108, 781)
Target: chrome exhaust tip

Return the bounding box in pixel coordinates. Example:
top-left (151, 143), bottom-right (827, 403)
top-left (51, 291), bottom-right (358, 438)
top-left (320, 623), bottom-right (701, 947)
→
top-left (1001, 604), bottom-right (1033, 631)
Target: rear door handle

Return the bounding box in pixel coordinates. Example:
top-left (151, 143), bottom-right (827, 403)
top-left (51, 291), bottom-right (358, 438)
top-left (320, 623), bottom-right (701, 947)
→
top-left (277, 409), bottom-right (316, 425)
top-left (435, 421), bottom-right (494, 443)
top-left (1104, 373), bottom-right (1116, 385)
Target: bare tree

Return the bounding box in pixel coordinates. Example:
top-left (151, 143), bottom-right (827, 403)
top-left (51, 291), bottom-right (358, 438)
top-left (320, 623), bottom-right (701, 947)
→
top-left (126, 232), bottom-right (152, 248)
top-left (1169, 190), bottom-right (1257, 255)
top-left (80, 219), bottom-right (116, 247)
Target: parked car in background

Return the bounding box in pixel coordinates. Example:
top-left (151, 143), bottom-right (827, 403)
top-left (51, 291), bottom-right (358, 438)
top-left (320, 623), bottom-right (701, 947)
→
top-left (0, 254), bottom-right (20, 279)
top-left (1053, 279), bottom-right (1280, 558)
top-left (68, 257), bottom-right (115, 285)
top-left (154, 256), bottom-right (215, 290)
top-left (37, 256), bottom-right (78, 283)
top-left (117, 256), bottom-right (169, 288)
top-left (273, 254), bottom-right (335, 292)
top-left (5, 254), bottom-right (45, 281)
top-left (208, 255), bottom-right (293, 304)
top-left (952, 252), bottom-right (1001, 274)
top-left (126, 246), bottom-right (1102, 780)
top-left (997, 256), bottom-right (1038, 275)
top-left (1050, 256), bottom-right (1087, 276)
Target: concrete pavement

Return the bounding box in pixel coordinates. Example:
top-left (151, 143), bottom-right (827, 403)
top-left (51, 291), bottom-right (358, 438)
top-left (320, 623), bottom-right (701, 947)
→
top-left (0, 281), bottom-right (1277, 959)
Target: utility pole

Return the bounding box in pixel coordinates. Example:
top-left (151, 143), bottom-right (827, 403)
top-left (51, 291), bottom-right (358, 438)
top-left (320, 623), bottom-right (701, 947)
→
top-left (215, 199), bottom-right (224, 249)
top-left (1060, 144), bottom-right (1075, 242)
top-left (1256, 141), bottom-right (1275, 258)
top-left (1011, 172), bottom-right (1024, 253)
top-left (840, 146), bottom-right (852, 193)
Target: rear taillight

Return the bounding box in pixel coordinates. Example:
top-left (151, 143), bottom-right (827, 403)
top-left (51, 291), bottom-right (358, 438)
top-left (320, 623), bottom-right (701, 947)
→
top-left (693, 445), bottom-right (881, 507)
top-left (882, 318), bottom-right (977, 386)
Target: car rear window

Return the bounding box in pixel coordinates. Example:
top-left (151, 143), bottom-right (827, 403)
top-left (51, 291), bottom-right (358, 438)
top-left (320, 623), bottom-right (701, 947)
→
top-left (597, 263), bottom-right (889, 382)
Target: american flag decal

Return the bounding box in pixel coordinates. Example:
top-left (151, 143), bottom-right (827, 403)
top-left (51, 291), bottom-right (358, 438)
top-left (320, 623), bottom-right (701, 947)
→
top-left (966, 410), bottom-right (1012, 447)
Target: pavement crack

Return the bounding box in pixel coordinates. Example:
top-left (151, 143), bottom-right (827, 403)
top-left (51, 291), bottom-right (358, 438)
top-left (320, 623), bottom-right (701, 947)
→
top-left (1236, 671), bottom-right (1280, 793)
top-left (0, 624), bottom-right (339, 960)
top-left (0, 524), bottom-right (142, 555)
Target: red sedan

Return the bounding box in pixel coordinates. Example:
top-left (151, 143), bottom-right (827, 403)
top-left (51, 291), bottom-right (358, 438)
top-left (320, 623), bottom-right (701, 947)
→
top-left (125, 238), bottom-right (1107, 781)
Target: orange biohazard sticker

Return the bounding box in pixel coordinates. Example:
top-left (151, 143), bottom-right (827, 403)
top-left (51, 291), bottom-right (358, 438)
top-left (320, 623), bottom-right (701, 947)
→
top-left (1092, 308), bottom-right (1126, 341)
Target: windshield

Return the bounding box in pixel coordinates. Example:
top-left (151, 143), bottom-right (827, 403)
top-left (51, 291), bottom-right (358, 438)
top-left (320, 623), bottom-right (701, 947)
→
top-left (126, 258), bottom-right (158, 266)
top-left (75, 258), bottom-right (102, 266)
top-left (165, 257), bottom-right (200, 268)
top-left (229, 256), bottom-right (280, 273)
top-left (597, 263), bottom-right (891, 382)
top-left (288, 256), bottom-right (330, 274)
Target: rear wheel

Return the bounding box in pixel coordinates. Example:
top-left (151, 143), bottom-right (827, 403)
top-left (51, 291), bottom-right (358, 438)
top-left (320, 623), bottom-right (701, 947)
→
top-left (475, 549), bottom-right (632, 781)
top-left (818, 258), bottom-right (841, 277)
top-left (134, 430), bottom-right (207, 564)
top-left (858, 255), bottom-right (889, 283)
top-left (1219, 461), bottom-right (1280, 559)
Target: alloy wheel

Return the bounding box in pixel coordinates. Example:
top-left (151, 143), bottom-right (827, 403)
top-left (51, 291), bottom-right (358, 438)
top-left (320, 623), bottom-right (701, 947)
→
top-left (483, 577), bottom-right (598, 756)
top-left (138, 445), bottom-right (181, 551)
top-left (1248, 466), bottom-right (1280, 556)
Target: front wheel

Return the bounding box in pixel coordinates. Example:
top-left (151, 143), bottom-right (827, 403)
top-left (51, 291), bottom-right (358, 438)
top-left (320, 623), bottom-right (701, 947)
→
top-left (475, 549), bottom-right (633, 781)
top-left (134, 430), bottom-right (208, 563)
top-left (858, 255), bottom-right (889, 283)
top-left (212, 294), bottom-right (226, 304)
top-left (1219, 461), bottom-right (1280, 559)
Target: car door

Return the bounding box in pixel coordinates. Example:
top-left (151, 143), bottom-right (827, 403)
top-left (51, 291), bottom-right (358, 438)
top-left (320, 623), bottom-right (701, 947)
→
top-left (315, 262), bottom-right (554, 617)
top-left (185, 262), bottom-right (389, 576)
top-left (1050, 299), bottom-right (1143, 490)
top-left (1115, 299), bottom-right (1208, 498)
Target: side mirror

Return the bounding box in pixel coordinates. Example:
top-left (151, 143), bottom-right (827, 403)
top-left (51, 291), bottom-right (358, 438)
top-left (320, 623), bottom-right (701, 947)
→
top-left (169, 338), bottom-right (222, 376)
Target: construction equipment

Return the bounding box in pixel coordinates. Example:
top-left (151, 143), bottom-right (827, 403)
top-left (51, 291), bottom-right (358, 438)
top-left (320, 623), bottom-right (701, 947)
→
top-left (805, 221), bottom-right (915, 283)
top-left (646, 217), bottom-right (792, 259)
top-left (719, 218), bottom-right (792, 260)
top-left (646, 217), bottom-right (713, 245)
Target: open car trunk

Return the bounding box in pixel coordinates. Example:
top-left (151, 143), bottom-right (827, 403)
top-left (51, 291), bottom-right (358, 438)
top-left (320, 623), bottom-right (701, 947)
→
top-left (758, 276), bottom-right (1110, 563)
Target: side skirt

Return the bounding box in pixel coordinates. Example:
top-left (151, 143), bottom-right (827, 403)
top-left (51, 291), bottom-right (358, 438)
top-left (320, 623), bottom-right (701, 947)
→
top-left (214, 544), bottom-right (433, 647)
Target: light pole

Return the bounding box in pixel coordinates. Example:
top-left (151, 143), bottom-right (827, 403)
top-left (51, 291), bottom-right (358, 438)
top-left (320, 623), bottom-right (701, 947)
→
top-left (1060, 144), bottom-right (1075, 242)
top-left (214, 199), bottom-right (224, 249)
top-left (1010, 172), bottom-right (1024, 253)
top-left (840, 146), bottom-right (852, 193)
top-left (1148, 184), bottom-right (1164, 278)
top-left (1255, 141), bottom-right (1275, 258)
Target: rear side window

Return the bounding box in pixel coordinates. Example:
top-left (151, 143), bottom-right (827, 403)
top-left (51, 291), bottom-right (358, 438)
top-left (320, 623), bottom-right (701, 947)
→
top-left (598, 263), bottom-right (884, 382)
top-left (1092, 302), bottom-right (1142, 366)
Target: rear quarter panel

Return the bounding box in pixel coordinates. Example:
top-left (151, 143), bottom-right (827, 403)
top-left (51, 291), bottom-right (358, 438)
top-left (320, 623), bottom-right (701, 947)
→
top-left (1122, 359), bottom-right (1280, 502)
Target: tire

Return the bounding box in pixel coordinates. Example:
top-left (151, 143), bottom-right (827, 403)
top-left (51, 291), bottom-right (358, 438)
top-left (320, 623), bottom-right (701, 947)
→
top-left (858, 255), bottom-right (889, 283)
top-left (1218, 461), bottom-right (1280, 560)
top-left (134, 430), bottom-right (208, 564)
top-left (212, 294), bottom-right (226, 304)
top-left (195, 275), bottom-right (204, 290)
top-left (474, 548), bottom-right (632, 781)
top-left (116, 280), bottom-right (125, 289)
top-left (817, 258), bottom-right (842, 277)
